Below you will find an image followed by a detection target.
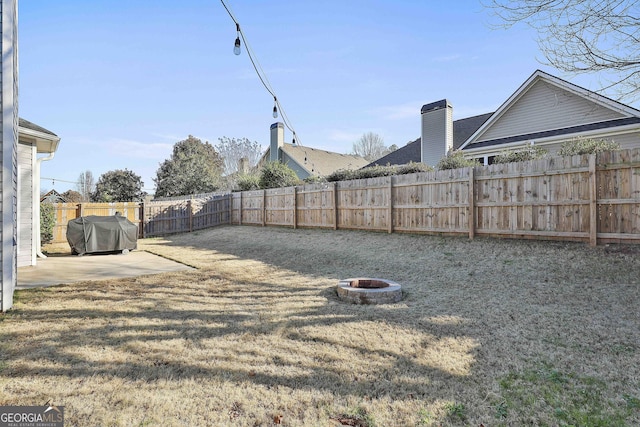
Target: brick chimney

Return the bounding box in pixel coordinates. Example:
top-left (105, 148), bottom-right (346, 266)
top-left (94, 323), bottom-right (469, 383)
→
top-left (421, 99), bottom-right (453, 166)
top-left (270, 122), bottom-right (284, 162)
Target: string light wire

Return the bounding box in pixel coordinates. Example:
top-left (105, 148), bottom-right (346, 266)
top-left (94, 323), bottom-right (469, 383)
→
top-left (220, 0), bottom-right (302, 146)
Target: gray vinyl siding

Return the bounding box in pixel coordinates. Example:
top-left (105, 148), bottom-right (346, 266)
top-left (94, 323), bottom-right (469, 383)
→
top-left (474, 80), bottom-right (624, 143)
top-left (17, 143), bottom-right (35, 267)
top-left (281, 152), bottom-right (310, 180)
top-left (421, 106), bottom-right (453, 166)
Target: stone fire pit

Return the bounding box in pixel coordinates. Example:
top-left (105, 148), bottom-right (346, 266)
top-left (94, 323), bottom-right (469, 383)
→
top-left (336, 278), bottom-right (402, 304)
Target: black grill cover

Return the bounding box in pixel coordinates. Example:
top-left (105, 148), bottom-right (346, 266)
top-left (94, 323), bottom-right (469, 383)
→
top-left (66, 215), bottom-right (138, 255)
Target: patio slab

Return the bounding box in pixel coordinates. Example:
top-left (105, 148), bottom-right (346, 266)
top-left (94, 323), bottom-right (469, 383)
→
top-left (17, 251), bottom-right (195, 289)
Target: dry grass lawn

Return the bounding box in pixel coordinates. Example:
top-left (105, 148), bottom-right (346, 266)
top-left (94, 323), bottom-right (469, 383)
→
top-left (1, 225), bottom-right (639, 426)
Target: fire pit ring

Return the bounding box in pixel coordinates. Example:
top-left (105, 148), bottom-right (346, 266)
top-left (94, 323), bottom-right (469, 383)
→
top-left (336, 278), bottom-right (402, 304)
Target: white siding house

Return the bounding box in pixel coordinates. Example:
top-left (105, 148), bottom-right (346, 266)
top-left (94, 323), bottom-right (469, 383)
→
top-left (17, 119), bottom-right (60, 268)
top-left (1, 0), bottom-right (19, 312)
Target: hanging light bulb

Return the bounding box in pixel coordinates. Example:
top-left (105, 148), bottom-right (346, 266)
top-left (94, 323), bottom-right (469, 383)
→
top-left (292, 135), bottom-right (296, 145)
top-left (234, 24), bottom-right (241, 55)
top-left (272, 97), bottom-right (278, 118)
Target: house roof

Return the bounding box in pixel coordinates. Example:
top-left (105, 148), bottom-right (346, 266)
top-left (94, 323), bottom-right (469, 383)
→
top-left (280, 143), bottom-right (370, 176)
top-left (18, 117), bottom-right (60, 154)
top-left (19, 118), bottom-right (58, 137)
top-left (365, 112), bottom-right (493, 167)
top-left (40, 189), bottom-right (67, 203)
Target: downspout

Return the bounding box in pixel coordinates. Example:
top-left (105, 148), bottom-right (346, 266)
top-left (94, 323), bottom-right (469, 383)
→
top-left (35, 152), bottom-right (55, 258)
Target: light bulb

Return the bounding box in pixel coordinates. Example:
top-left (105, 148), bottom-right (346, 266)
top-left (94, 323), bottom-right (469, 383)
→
top-left (272, 105), bottom-right (278, 119)
top-left (234, 37), bottom-right (241, 55)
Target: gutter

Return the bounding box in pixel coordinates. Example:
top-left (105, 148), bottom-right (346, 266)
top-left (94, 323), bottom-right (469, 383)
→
top-left (35, 151), bottom-right (55, 258)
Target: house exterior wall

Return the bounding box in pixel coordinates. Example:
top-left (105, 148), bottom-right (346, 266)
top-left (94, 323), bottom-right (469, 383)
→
top-left (474, 80), bottom-right (624, 143)
top-left (281, 152), bottom-right (310, 180)
top-left (1, 0), bottom-right (19, 312)
top-left (17, 142), bottom-right (35, 267)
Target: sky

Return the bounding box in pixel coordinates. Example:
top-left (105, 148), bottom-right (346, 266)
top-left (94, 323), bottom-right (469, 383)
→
top-left (20, 0), bottom-right (635, 194)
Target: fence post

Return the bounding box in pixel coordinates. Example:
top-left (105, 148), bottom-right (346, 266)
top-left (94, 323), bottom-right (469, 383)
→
top-left (469, 167), bottom-right (475, 240)
top-left (227, 193), bottom-right (232, 225)
top-left (78, 203), bottom-right (84, 218)
top-left (589, 154), bottom-right (597, 246)
top-left (388, 176), bottom-right (393, 234)
top-left (333, 182), bottom-right (338, 230)
top-left (262, 189), bottom-right (266, 227)
top-left (140, 202), bottom-right (145, 238)
top-left (293, 186), bottom-right (297, 229)
top-left (188, 199), bottom-right (193, 232)
top-left (239, 192), bottom-right (243, 225)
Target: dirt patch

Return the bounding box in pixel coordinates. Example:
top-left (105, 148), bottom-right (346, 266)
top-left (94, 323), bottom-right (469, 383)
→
top-left (3, 225), bottom-right (639, 426)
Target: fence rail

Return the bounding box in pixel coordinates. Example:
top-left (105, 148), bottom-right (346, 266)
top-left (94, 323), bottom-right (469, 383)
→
top-left (49, 149), bottom-right (640, 246)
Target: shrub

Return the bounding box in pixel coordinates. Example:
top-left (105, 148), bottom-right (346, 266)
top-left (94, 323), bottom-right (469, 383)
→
top-left (40, 202), bottom-right (56, 245)
top-left (259, 161), bottom-right (300, 189)
top-left (236, 174), bottom-right (260, 191)
top-left (326, 162), bottom-right (434, 182)
top-left (436, 150), bottom-right (479, 170)
top-left (493, 145), bottom-right (548, 164)
top-left (558, 137), bottom-right (620, 156)
top-left (396, 162), bottom-right (433, 175)
top-left (303, 175), bottom-right (326, 184)
top-left (326, 169), bottom-right (357, 182)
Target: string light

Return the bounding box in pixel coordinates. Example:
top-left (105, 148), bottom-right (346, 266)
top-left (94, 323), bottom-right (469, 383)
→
top-left (220, 0), bottom-right (302, 146)
top-left (233, 23), bottom-right (241, 55)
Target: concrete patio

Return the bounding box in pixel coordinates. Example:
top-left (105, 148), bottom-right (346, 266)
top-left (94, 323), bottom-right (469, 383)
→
top-left (17, 250), bottom-right (195, 289)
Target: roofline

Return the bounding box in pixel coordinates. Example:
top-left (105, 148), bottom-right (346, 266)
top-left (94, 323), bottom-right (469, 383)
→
top-left (462, 121), bottom-right (640, 156)
top-left (458, 69), bottom-right (640, 151)
top-left (19, 125), bottom-right (61, 154)
top-left (462, 117), bottom-right (640, 150)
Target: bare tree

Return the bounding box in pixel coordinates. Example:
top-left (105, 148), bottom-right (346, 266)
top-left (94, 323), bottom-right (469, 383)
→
top-left (352, 132), bottom-right (390, 161)
top-left (215, 137), bottom-right (264, 175)
top-left (76, 170), bottom-right (95, 201)
top-left (486, 0), bottom-right (640, 101)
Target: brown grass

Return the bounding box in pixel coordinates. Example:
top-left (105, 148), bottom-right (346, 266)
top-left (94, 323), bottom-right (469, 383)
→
top-left (2, 225), bottom-right (639, 426)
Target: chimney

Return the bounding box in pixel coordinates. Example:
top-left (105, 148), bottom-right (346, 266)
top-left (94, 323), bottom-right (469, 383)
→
top-left (270, 122), bottom-right (284, 162)
top-left (238, 157), bottom-right (249, 174)
top-left (421, 99), bottom-right (453, 166)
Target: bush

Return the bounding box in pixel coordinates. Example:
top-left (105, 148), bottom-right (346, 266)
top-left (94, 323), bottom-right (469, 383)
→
top-left (558, 137), bottom-right (620, 156)
top-left (303, 175), bottom-right (326, 184)
top-left (326, 162), bottom-right (434, 182)
top-left (493, 145), bottom-right (548, 164)
top-left (259, 161), bottom-right (300, 189)
top-left (40, 202), bottom-right (55, 245)
top-left (436, 150), bottom-right (479, 170)
top-left (396, 162), bottom-right (434, 175)
top-left (326, 169), bottom-right (357, 182)
top-left (236, 174), bottom-right (260, 191)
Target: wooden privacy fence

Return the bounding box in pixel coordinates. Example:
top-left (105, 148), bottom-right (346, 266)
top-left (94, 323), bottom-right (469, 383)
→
top-left (49, 149), bottom-right (640, 245)
top-left (142, 196), bottom-right (231, 237)
top-left (50, 202), bottom-right (143, 243)
top-left (49, 197), bottom-right (232, 243)
top-left (231, 149), bottom-right (640, 245)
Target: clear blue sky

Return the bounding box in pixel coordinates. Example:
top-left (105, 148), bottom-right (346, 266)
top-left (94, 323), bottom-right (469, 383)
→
top-left (20, 0), bottom-right (631, 194)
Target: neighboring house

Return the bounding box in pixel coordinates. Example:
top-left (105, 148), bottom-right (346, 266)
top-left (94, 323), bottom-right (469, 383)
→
top-left (1, 0), bottom-right (19, 312)
top-left (259, 122), bottom-right (369, 180)
top-left (368, 70), bottom-right (640, 167)
top-left (40, 189), bottom-right (67, 203)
